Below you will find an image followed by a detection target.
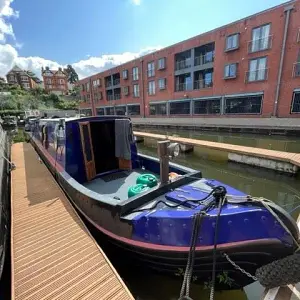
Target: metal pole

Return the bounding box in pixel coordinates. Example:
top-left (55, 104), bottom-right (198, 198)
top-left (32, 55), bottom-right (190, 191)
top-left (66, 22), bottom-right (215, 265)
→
top-left (157, 140), bottom-right (170, 185)
top-left (273, 4), bottom-right (294, 117)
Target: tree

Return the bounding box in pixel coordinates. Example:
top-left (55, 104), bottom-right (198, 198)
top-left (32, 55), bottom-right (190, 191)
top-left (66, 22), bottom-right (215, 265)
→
top-left (65, 65), bottom-right (79, 84)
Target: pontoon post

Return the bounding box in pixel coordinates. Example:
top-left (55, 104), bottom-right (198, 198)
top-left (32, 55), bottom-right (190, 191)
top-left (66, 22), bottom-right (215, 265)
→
top-left (157, 140), bottom-right (170, 185)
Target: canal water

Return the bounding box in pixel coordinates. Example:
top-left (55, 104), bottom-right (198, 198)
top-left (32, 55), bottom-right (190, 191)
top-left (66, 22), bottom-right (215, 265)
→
top-left (2, 128), bottom-right (299, 300)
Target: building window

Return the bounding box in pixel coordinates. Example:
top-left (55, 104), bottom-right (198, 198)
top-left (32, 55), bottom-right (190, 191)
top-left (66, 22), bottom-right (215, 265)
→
top-left (225, 33), bottom-right (239, 51)
top-left (170, 101), bottom-right (190, 115)
top-left (105, 107), bottom-right (115, 115)
top-left (133, 84), bottom-right (140, 97)
top-left (249, 24), bottom-right (271, 53)
top-left (96, 108), bottom-right (105, 115)
top-left (86, 82), bottom-right (90, 92)
top-left (48, 85), bottom-right (53, 89)
top-left (80, 108), bottom-right (92, 116)
top-left (122, 69), bottom-right (128, 79)
top-left (291, 92), bottom-right (300, 113)
top-left (297, 28), bottom-right (300, 43)
top-left (193, 98), bottom-right (221, 114)
top-left (147, 61), bottom-right (155, 77)
top-left (115, 106), bottom-right (126, 115)
top-left (23, 83), bottom-right (30, 89)
top-left (158, 78), bottom-right (166, 90)
top-left (158, 57), bottom-right (166, 70)
top-left (224, 63), bottom-right (237, 79)
top-left (148, 81), bottom-right (155, 95)
top-left (132, 67), bottom-right (139, 81)
top-left (81, 84), bottom-right (85, 91)
top-left (21, 76), bottom-right (28, 81)
top-left (59, 79), bottom-right (64, 84)
top-left (128, 105), bottom-right (140, 116)
top-left (47, 79), bottom-right (52, 84)
top-left (247, 57), bottom-right (267, 82)
top-left (123, 86), bottom-right (129, 96)
top-left (150, 103), bottom-right (167, 115)
top-left (225, 94), bottom-right (263, 114)
top-left (9, 75), bottom-right (15, 81)
top-left (87, 94), bottom-right (90, 103)
top-left (93, 79), bottom-right (101, 87)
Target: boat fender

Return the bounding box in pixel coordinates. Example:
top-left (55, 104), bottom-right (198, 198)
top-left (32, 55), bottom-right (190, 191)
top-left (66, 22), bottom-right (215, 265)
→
top-left (255, 253), bottom-right (300, 288)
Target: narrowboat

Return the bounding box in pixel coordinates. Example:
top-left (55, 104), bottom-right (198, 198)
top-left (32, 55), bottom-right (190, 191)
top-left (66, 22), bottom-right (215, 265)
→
top-left (28, 116), bottom-right (299, 288)
top-left (0, 124), bottom-right (10, 280)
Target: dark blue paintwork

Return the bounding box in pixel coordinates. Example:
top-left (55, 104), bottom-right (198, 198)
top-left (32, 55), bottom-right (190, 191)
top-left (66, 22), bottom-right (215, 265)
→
top-left (29, 115), bottom-right (297, 252)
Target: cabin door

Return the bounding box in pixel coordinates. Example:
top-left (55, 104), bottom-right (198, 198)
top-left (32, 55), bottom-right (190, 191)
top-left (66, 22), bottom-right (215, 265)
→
top-left (79, 122), bottom-right (96, 181)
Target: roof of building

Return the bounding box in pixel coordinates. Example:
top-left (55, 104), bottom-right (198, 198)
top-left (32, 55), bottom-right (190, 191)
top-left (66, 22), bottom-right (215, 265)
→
top-left (7, 65), bottom-right (27, 76)
top-left (42, 67), bottom-right (67, 77)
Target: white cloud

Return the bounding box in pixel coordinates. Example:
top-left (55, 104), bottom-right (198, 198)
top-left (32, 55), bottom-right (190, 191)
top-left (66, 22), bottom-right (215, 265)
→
top-left (131, 0), bottom-right (141, 5)
top-left (0, 0), bottom-right (18, 41)
top-left (0, 44), bottom-right (162, 79)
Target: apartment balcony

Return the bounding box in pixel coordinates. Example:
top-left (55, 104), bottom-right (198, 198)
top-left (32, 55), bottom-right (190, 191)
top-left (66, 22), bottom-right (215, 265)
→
top-left (175, 82), bottom-right (192, 92)
top-left (194, 53), bottom-right (214, 67)
top-left (248, 35), bottom-right (273, 53)
top-left (293, 62), bottom-right (300, 78)
top-left (175, 58), bottom-right (192, 71)
top-left (114, 94), bottom-right (121, 100)
top-left (113, 78), bottom-right (120, 86)
top-left (194, 80), bottom-right (213, 90)
top-left (105, 81), bottom-right (112, 88)
top-left (107, 94), bottom-right (114, 101)
top-left (245, 68), bottom-right (269, 83)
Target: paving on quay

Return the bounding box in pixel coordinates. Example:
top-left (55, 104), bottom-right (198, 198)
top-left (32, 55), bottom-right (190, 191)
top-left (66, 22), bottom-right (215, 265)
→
top-left (10, 142), bottom-right (134, 300)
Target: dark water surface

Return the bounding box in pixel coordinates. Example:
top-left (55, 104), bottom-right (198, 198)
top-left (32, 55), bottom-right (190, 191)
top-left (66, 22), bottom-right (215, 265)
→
top-left (1, 128), bottom-right (299, 300)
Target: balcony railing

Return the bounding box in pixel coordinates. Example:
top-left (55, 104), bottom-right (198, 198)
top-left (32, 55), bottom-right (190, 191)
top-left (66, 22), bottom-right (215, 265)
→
top-left (293, 62), bottom-right (300, 77)
top-left (245, 68), bottom-right (269, 83)
top-left (194, 53), bottom-right (214, 66)
top-left (107, 94), bottom-right (114, 101)
top-left (248, 35), bottom-right (273, 53)
top-left (194, 80), bottom-right (213, 90)
top-left (113, 78), bottom-right (120, 86)
top-left (114, 94), bottom-right (121, 100)
top-left (105, 81), bottom-right (112, 88)
top-left (175, 58), bottom-right (192, 71)
top-left (175, 82), bottom-right (192, 92)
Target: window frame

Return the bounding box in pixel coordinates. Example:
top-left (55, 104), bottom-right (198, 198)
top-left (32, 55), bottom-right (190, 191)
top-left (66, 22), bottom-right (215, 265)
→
top-left (291, 91), bottom-right (300, 114)
top-left (149, 103), bottom-right (167, 116)
top-left (224, 63), bottom-right (238, 79)
top-left (148, 80), bottom-right (156, 95)
top-left (225, 94), bottom-right (263, 115)
top-left (122, 69), bottom-right (128, 79)
top-left (158, 57), bottom-right (166, 70)
top-left (250, 23), bottom-right (271, 53)
top-left (127, 104), bottom-right (140, 116)
top-left (158, 78), bottom-right (166, 90)
top-left (225, 33), bottom-right (240, 52)
top-left (147, 61), bottom-right (155, 77)
top-left (169, 100), bottom-right (191, 115)
top-left (123, 86), bottom-right (129, 96)
top-left (247, 57), bottom-right (268, 82)
top-left (193, 98), bottom-right (221, 115)
top-left (133, 84), bottom-right (140, 97)
top-left (132, 67), bottom-right (139, 81)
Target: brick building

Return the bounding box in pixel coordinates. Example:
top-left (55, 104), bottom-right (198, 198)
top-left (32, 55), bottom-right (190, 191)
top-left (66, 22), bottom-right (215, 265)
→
top-left (42, 67), bottom-right (68, 95)
top-left (77, 0), bottom-right (300, 118)
top-left (6, 65), bottom-right (40, 90)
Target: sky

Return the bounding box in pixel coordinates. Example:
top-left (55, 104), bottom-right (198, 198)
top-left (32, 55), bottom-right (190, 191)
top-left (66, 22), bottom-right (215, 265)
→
top-left (0, 0), bottom-right (288, 80)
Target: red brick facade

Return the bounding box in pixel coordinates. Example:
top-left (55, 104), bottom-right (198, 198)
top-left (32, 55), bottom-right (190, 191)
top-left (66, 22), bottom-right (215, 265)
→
top-left (77, 0), bottom-right (300, 118)
top-left (42, 67), bottom-right (68, 95)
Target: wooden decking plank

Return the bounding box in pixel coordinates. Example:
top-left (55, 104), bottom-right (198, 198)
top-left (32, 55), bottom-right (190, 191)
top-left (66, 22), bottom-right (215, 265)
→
top-left (11, 142), bottom-right (134, 300)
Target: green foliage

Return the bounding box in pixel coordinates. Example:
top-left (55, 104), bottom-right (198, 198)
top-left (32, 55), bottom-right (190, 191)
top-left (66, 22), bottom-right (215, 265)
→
top-left (204, 271), bottom-right (235, 289)
top-left (65, 65), bottom-right (79, 84)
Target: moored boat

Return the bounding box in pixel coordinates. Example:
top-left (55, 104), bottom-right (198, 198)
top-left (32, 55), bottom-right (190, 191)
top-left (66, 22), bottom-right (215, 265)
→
top-left (28, 115), bottom-right (299, 289)
top-left (2, 116), bottom-right (17, 130)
